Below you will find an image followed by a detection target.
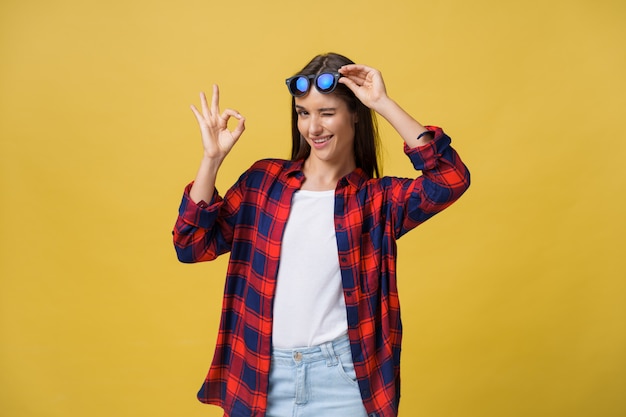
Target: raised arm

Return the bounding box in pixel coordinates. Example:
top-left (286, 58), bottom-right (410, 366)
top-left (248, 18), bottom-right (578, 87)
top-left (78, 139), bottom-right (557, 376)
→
top-left (188, 85), bottom-right (246, 204)
top-left (339, 64), bottom-right (470, 237)
top-left (338, 64), bottom-right (430, 148)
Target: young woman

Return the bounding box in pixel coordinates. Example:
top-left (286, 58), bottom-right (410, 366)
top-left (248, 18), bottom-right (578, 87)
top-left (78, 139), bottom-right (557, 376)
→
top-left (173, 53), bottom-right (470, 417)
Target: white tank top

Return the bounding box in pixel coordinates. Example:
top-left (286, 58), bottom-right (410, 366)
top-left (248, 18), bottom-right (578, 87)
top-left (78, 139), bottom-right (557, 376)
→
top-left (272, 189), bottom-right (348, 348)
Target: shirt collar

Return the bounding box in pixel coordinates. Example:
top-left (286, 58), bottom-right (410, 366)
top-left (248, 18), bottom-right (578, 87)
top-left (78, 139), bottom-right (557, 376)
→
top-left (284, 159), bottom-right (304, 177)
top-left (341, 167), bottom-right (369, 189)
top-left (284, 159), bottom-right (370, 190)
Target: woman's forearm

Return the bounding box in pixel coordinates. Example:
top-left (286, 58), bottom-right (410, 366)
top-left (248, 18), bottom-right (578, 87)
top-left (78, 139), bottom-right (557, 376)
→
top-left (189, 156), bottom-right (223, 204)
top-left (374, 97), bottom-right (433, 148)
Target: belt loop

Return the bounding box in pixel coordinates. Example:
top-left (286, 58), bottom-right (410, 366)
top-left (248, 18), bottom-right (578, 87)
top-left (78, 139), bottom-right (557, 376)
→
top-left (320, 341), bottom-right (338, 366)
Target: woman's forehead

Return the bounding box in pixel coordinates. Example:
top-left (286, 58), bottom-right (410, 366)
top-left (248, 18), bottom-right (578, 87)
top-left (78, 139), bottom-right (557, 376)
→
top-left (294, 90), bottom-right (347, 110)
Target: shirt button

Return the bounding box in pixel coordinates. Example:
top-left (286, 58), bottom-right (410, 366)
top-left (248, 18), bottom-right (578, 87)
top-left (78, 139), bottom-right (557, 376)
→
top-left (341, 257), bottom-right (347, 263)
top-left (337, 223), bottom-right (343, 229)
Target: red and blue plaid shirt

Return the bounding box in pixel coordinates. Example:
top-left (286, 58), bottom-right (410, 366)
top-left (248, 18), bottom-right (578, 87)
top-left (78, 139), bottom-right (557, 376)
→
top-left (173, 127), bottom-right (470, 417)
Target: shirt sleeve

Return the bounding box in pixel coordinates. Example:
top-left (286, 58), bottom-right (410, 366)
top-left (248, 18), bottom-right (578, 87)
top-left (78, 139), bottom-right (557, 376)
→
top-left (172, 180), bottom-right (243, 263)
top-left (390, 126), bottom-right (471, 238)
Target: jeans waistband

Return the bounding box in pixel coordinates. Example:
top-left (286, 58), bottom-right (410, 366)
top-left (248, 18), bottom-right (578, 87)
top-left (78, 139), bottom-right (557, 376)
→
top-left (271, 333), bottom-right (351, 365)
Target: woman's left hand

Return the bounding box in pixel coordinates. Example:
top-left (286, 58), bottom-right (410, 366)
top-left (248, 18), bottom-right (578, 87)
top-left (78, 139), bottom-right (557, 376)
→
top-left (338, 64), bottom-right (390, 112)
top-left (340, 64), bottom-right (429, 147)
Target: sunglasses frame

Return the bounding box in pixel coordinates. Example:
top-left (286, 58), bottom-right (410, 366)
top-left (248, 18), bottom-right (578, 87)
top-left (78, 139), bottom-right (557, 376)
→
top-left (285, 72), bottom-right (342, 97)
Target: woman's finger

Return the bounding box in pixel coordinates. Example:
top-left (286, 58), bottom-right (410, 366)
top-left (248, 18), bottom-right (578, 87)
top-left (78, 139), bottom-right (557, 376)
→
top-left (340, 65), bottom-right (380, 86)
top-left (219, 109), bottom-right (244, 135)
top-left (340, 72), bottom-right (368, 86)
top-left (231, 115), bottom-right (246, 141)
top-left (211, 84), bottom-right (220, 116)
top-left (200, 91), bottom-right (210, 118)
top-left (190, 103), bottom-right (200, 117)
top-left (338, 76), bottom-right (359, 91)
top-left (339, 64), bottom-right (370, 78)
top-left (190, 104), bottom-right (205, 124)
top-left (221, 108), bottom-right (242, 120)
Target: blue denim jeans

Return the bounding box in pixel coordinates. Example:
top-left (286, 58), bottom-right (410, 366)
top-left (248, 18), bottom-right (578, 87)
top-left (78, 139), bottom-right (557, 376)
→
top-left (266, 334), bottom-right (369, 417)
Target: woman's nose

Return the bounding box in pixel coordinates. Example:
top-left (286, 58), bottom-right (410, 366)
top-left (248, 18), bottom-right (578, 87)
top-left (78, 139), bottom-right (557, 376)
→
top-left (308, 116), bottom-right (323, 135)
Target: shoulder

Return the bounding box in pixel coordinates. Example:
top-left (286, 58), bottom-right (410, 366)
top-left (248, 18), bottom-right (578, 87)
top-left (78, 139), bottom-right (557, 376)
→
top-left (248, 158), bottom-right (292, 172)
top-left (246, 158), bottom-right (299, 177)
top-left (238, 158), bottom-right (301, 187)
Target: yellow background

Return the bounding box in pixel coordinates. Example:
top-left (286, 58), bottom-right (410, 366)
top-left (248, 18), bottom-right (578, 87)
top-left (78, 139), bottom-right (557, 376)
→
top-left (1, 0), bottom-right (625, 416)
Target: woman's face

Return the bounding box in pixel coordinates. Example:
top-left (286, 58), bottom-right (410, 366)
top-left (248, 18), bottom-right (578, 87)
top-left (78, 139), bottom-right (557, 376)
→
top-left (294, 89), bottom-right (357, 170)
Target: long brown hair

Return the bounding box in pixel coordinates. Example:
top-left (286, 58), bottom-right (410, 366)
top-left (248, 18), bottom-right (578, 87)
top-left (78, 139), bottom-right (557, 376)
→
top-left (289, 53), bottom-right (382, 178)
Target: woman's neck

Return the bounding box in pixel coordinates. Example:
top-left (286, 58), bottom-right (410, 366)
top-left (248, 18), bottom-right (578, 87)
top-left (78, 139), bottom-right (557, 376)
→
top-left (300, 157), bottom-right (356, 191)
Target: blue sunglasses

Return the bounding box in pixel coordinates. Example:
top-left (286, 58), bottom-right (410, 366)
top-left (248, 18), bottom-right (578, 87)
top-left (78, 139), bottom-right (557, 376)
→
top-left (285, 72), bottom-right (342, 97)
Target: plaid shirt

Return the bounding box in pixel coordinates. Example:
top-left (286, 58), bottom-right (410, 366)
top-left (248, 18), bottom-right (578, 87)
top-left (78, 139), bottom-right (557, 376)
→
top-left (173, 127), bottom-right (470, 417)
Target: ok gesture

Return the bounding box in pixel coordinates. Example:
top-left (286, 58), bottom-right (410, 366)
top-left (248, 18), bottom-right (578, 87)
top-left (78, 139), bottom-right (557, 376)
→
top-left (190, 85), bottom-right (246, 163)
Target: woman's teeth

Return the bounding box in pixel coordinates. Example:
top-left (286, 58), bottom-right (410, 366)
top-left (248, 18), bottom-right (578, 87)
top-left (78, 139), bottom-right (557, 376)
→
top-left (313, 136), bottom-right (331, 144)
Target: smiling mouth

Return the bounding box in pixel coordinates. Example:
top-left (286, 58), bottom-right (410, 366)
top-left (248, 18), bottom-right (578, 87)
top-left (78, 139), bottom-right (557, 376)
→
top-left (311, 135), bottom-right (332, 144)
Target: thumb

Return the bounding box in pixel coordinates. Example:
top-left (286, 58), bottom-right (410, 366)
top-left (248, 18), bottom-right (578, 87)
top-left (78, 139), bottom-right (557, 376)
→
top-left (231, 115), bottom-right (246, 141)
top-left (338, 76), bottom-right (359, 92)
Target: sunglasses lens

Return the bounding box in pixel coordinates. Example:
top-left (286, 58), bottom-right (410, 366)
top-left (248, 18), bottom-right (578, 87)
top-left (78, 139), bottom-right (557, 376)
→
top-left (316, 73), bottom-right (336, 92)
top-left (288, 76), bottom-right (309, 96)
top-left (287, 73), bottom-right (339, 96)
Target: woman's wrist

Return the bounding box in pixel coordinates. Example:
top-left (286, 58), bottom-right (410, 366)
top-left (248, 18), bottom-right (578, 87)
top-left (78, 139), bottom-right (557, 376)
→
top-left (370, 96), bottom-right (396, 119)
top-left (200, 152), bottom-right (225, 169)
top-left (374, 98), bottom-right (426, 147)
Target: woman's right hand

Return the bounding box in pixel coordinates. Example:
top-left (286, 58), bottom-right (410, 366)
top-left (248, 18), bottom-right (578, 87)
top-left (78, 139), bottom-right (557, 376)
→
top-left (190, 85), bottom-right (245, 163)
